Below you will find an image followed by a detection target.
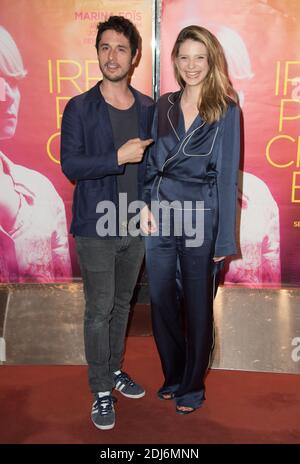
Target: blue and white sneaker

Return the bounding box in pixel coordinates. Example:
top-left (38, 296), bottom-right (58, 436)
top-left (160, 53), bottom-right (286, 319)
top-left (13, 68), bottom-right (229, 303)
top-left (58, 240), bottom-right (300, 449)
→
top-left (113, 371), bottom-right (145, 399)
top-left (91, 394), bottom-right (115, 430)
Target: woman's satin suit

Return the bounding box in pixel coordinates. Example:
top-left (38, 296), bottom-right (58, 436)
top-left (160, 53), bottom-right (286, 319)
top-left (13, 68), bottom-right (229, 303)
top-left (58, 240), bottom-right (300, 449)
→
top-left (142, 91), bottom-right (241, 408)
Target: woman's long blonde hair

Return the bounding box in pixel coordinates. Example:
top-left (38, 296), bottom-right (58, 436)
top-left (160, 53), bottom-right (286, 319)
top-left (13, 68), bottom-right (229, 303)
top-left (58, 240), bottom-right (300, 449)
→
top-left (171, 25), bottom-right (237, 123)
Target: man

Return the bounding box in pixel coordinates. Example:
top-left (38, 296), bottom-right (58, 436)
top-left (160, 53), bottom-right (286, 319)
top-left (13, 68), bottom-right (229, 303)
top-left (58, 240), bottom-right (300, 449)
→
top-left (0, 26), bottom-right (71, 282)
top-left (60, 16), bottom-right (154, 430)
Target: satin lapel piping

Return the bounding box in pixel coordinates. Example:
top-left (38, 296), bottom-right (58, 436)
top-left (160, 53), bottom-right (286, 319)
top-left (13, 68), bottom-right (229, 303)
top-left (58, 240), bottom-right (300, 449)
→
top-left (156, 122), bottom-right (210, 211)
top-left (156, 92), bottom-right (212, 210)
top-left (167, 93), bottom-right (181, 141)
top-left (183, 126), bottom-right (219, 157)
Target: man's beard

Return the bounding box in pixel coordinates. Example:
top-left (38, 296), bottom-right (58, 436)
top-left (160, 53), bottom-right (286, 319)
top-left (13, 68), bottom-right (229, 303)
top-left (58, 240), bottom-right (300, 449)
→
top-left (100, 63), bottom-right (130, 82)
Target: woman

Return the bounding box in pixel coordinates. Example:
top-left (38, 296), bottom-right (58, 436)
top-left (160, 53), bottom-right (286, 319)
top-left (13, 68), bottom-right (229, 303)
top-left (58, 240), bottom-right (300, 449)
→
top-left (140, 25), bottom-right (241, 414)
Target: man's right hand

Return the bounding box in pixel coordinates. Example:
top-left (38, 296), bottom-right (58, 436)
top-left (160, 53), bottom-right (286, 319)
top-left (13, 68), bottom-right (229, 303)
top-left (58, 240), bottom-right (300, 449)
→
top-left (117, 138), bottom-right (153, 165)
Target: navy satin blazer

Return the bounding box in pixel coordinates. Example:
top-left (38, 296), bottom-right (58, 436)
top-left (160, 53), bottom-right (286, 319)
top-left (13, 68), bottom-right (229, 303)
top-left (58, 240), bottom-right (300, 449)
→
top-left (60, 81), bottom-right (154, 237)
top-left (142, 91), bottom-right (241, 256)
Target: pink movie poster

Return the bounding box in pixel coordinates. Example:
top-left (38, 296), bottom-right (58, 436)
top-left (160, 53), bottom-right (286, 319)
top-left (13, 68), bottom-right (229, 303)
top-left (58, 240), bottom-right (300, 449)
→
top-left (0, 0), bottom-right (153, 282)
top-left (160, 0), bottom-right (300, 287)
top-left (1, 0), bottom-right (299, 287)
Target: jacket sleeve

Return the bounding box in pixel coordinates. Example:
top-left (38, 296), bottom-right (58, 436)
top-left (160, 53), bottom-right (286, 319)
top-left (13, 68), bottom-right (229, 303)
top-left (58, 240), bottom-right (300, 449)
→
top-left (60, 98), bottom-right (124, 181)
top-left (141, 106), bottom-right (158, 207)
top-left (214, 104), bottom-right (241, 257)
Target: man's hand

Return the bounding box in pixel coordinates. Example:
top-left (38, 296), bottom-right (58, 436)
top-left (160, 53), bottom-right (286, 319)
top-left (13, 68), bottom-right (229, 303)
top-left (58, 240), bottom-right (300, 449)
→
top-left (118, 138), bottom-right (153, 165)
top-left (140, 205), bottom-right (157, 235)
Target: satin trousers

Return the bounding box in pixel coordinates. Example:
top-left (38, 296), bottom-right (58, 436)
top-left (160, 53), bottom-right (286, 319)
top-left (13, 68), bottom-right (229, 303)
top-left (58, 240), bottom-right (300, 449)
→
top-left (145, 228), bottom-right (218, 409)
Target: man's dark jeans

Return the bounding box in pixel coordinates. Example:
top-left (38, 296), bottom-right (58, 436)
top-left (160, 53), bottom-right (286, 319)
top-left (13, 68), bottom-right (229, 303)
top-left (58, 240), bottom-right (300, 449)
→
top-left (75, 235), bottom-right (144, 393)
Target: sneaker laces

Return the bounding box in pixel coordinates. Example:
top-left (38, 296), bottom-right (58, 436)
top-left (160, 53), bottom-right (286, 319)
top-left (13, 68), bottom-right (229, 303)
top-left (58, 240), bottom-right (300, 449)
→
top-left (116, 371), bottom-right (135, 387)
top-left (94, 395), bottom-right (115, 416)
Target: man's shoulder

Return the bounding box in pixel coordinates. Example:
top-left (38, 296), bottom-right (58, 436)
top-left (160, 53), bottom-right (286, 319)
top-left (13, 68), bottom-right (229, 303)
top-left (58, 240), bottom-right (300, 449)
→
top-left (67, 84), bottom-right (154, 110)
top-left (65, 83), bottom-right (100, 110)
top-left (131, 86), bottom-right (154, 107)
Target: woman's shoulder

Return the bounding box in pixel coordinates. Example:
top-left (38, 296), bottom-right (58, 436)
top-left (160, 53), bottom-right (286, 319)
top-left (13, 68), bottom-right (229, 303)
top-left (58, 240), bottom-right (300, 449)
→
top-left (157, 90), bottom-right (181, 105)
top-left (226, 99), bottom-right (240, 113)
top-left (222, 99), bottom-right (241, 123)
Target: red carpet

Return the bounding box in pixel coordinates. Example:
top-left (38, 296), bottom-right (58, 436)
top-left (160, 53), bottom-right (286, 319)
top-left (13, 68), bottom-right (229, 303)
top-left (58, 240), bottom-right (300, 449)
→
top-left (0, 336), bottom-right (300, 444)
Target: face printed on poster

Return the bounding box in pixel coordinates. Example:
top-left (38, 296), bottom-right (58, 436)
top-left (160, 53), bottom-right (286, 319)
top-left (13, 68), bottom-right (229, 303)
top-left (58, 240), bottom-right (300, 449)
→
top-left (0, 25), bottom-right (72, 282)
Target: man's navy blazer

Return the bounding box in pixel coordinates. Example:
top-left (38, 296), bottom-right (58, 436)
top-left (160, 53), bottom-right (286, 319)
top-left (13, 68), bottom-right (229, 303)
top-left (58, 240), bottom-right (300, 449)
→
top-left (60, 81), bottom-right (154, 237)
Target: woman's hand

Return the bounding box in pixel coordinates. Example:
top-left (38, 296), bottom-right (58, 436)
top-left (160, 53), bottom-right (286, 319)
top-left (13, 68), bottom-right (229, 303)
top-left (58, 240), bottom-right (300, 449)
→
top-left (213, 256), bottom-right (225, 263)
top-left (140, 205), bottom-right (157, 235)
